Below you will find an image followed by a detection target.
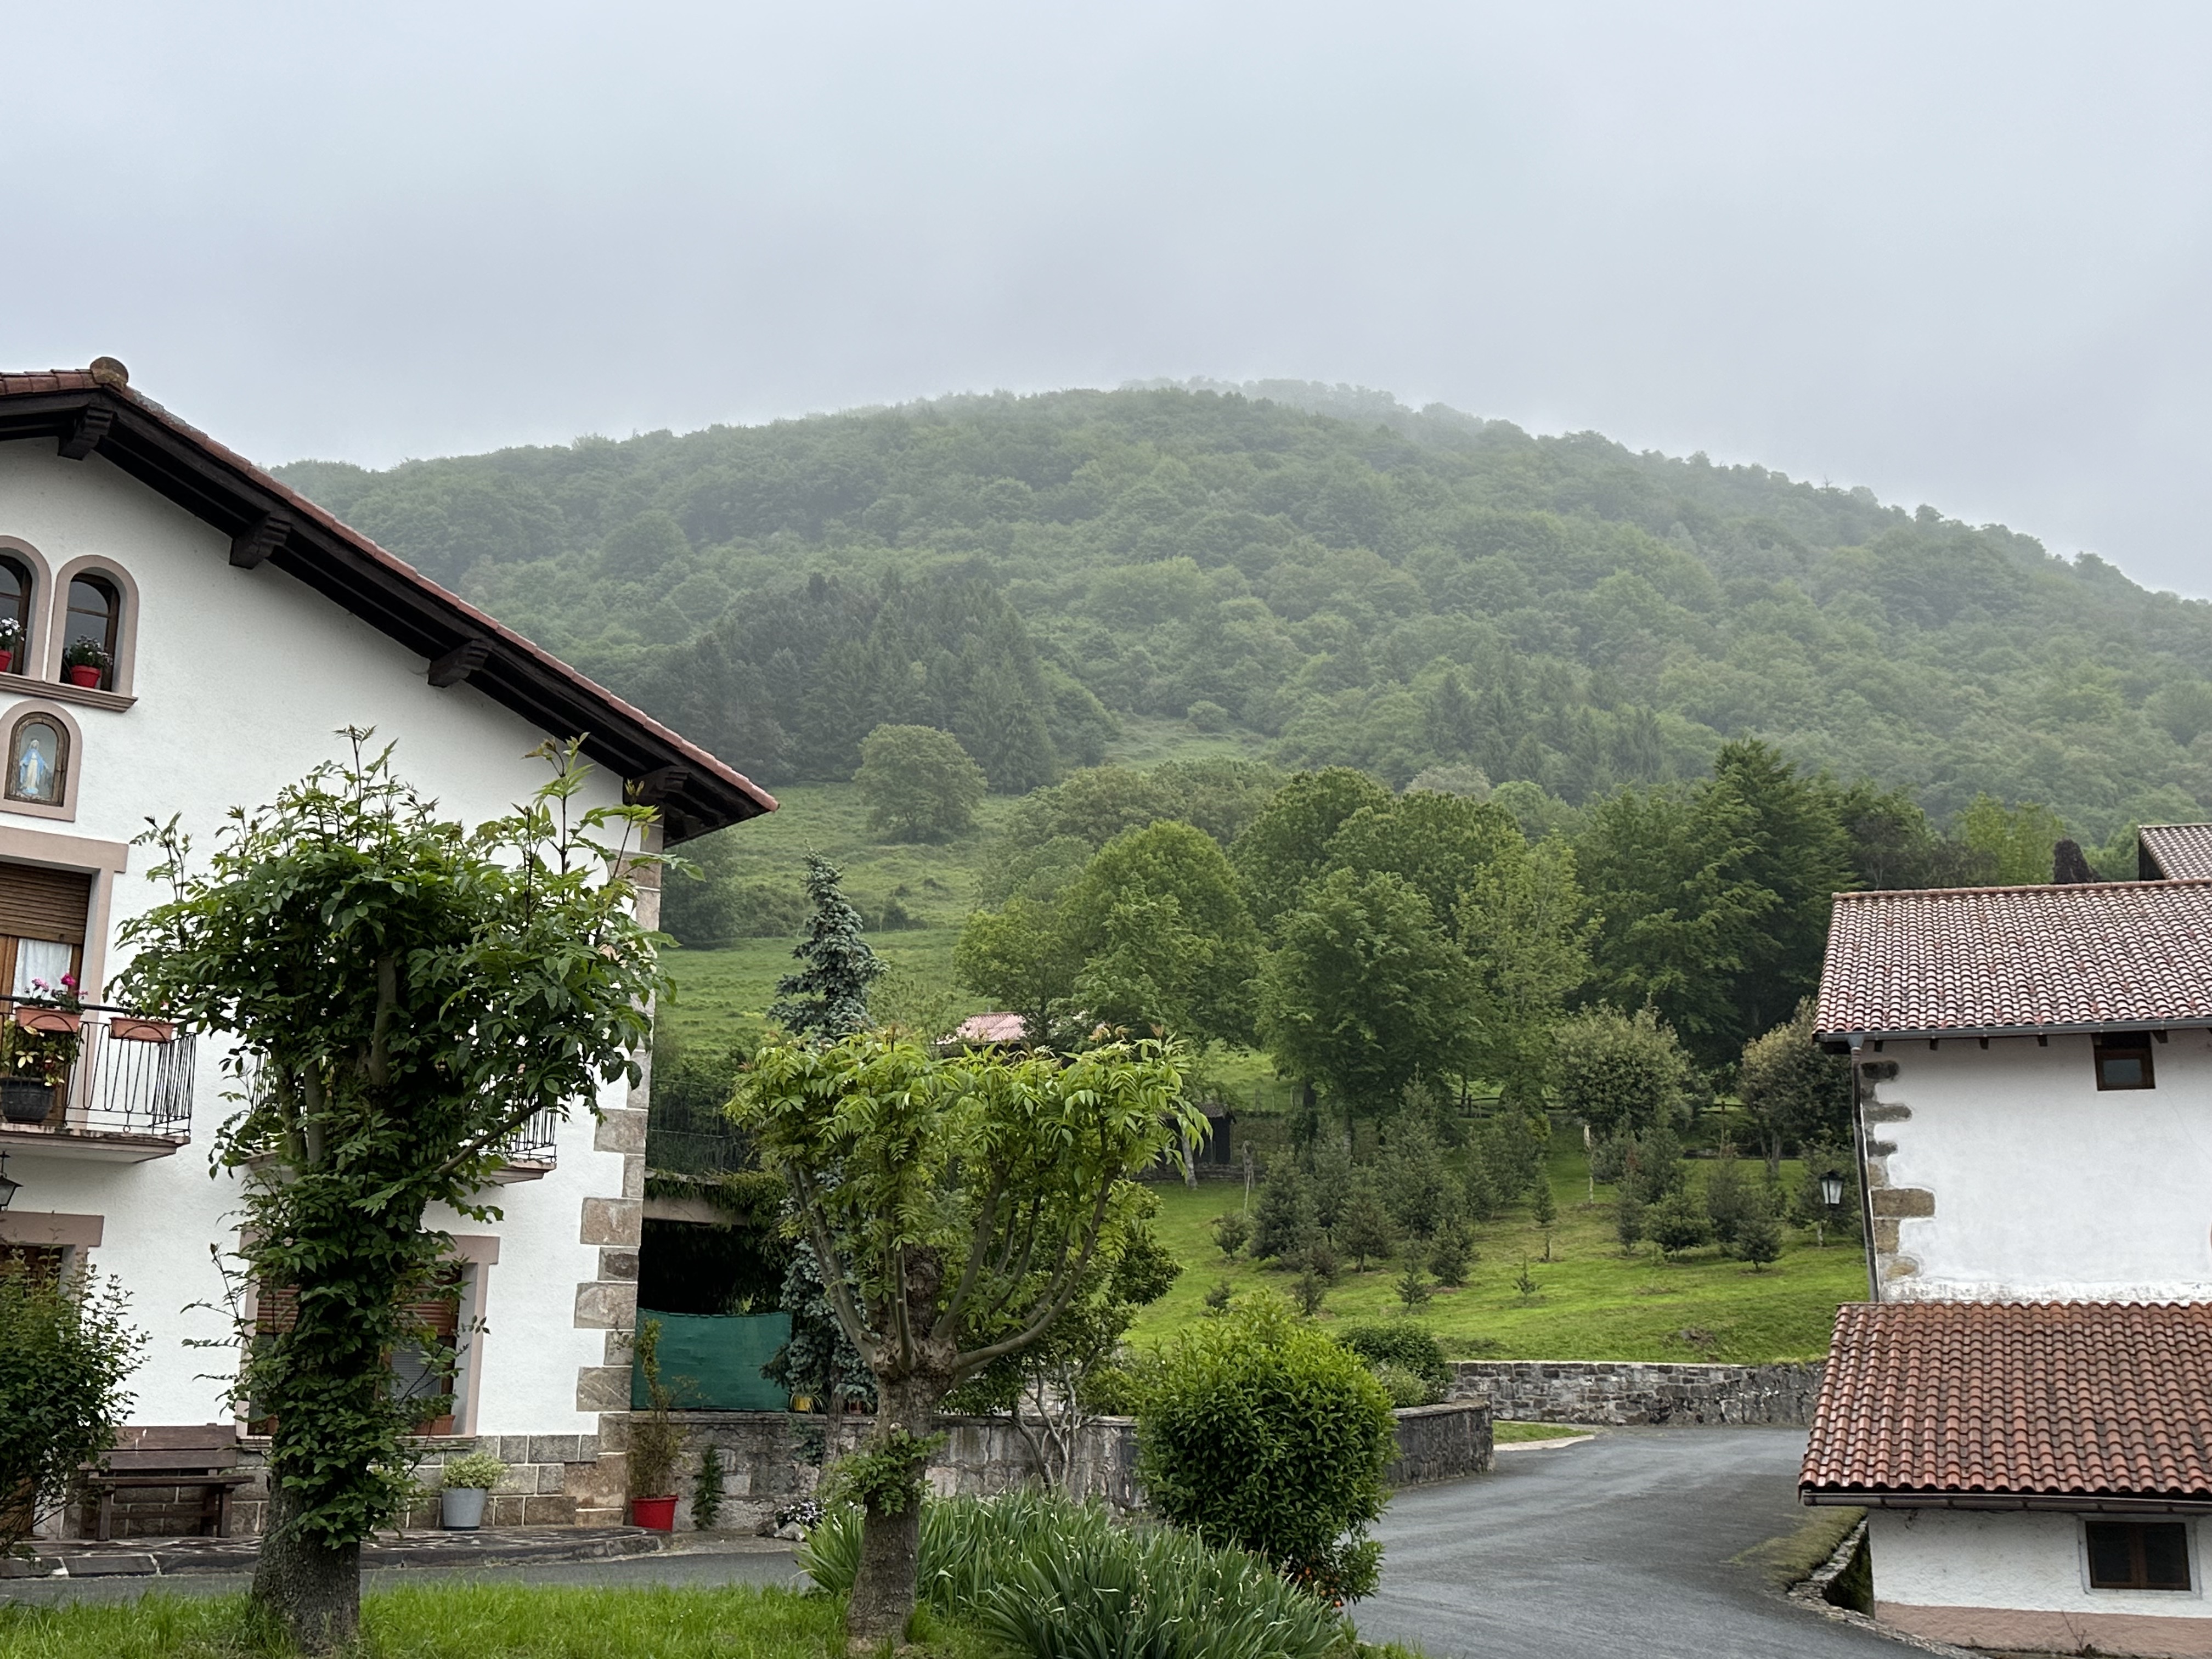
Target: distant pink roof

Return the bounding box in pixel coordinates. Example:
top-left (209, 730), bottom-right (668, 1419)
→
top-left (953, 1013), bottom-right (1028, 1044)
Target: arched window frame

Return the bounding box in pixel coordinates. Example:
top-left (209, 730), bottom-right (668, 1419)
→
top-left (46, 557), bottom-right (139, 698)
top-left (0, 537), bottom-right (54, 681)
top-left (0, 702), bottom-right (83, 825)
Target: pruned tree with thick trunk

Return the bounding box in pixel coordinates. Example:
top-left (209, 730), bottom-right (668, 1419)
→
top-left (116, 733), bottom-right (665, 1652)
top-left (735, 1032), bottom-right (1197, 1646)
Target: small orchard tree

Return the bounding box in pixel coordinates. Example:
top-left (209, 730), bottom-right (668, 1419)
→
top-left (1739, 999), bottom-right (1853, 1175)
top-left (115, 736), bottom-right (664, 1652)
top-left (733, 1031), bottom-right (1198, 1645)
top-left (1138, 1293), bottom-right (1396, 1601)
top-left (1554, 1005), bottom-right (1693, 1139)
top-left (0, 1258), bottom-right (144, 1552)
top-left (855, 724), bottom-right (988, 842)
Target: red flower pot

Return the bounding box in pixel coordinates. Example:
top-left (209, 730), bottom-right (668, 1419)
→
top-left (629, 1496), bottom-right (677, 1531)
top-left (0, 652), bottom-right (14, 676)
top-left (65, 665), bottom-right (102, 689)
top-left (109, 1017), bottom-right (175, 1043)
top-left (15, 1006), bottom-right (81, 1036)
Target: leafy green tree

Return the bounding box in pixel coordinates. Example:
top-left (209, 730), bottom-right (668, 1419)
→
top-left (768, 855), bottom-right (884, 1039)
top-left (1959, 793), bottom-right (2073, 885)
top-left (1706, 741), bottom-right (1854, 1040)
top-left (1212, 1210), bottom-right (1252, 1259)
top-left (1257, 868), bottom-right (1476, 1120)
top-left (1232, 769), bottom-right (1393, 935)
top-left (117, 737), bottom-right (664, 1651)
top-left (733, 1032), bottom-right (1198, 1644)
top-left (1738, 1000), bottom-right (1854, 1174)
top-left (1249, 1163), bottom-right (1313, 1263)
top-left (1553, 1006), bottom-right (1694, 1139)
top-left (951, 896), bottom-right (1082, 1042)
top-left (1457, 836), bottom-right (1593, 1107)
top-left (1429, 1217), bottom-right (1474, 1286)
top-left (1137, 1294), bottom-right (1397, 1601)
top-left (855, 724), bottom-right (989, 842)
top-left (1379, 1116), bottom-right (1459, 1240)
top-left (1323, 789), bottom-right (1523, 925)
top-left (1060, 822), bottom-right (1262, 1046)
top-left (1701, 1148), bottom-right (1753, 1247)
top-left (1733, 1186), bottom-right (1784, 1269)
top-left (0, 1259), bottom-right (143, 1553)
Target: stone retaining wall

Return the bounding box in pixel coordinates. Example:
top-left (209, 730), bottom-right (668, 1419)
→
top-left (668, 1400), bottom-right (1494, 1533)
top-left (1450, 1360), bottom-right (1826, 1426)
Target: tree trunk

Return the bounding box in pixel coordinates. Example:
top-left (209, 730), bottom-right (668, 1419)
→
top-left (251, 1482), bottom-right (361, 1654)
top-left (844, 1374), bottom-right (944, 1646)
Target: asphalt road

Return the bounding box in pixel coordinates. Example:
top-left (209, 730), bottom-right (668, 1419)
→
top-left (1354, 1426), bottom-right (1896, 1659)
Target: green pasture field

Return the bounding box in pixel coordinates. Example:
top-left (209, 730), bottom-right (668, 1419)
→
top-left (1128, 1136), bottom-right (1865, 1364)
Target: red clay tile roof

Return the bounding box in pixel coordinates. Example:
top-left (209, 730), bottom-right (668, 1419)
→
top-left (2141, 825), bottom-right (2212, 881)
top-left (1815, 879), bottom-right (2212, 1039)
top-left (952, 1013), bottom-right (1028, 1044)
top-left (1803, 1301), bottom-right (2212, 1503)
top-left (0, 366), bottom-right (775, 841)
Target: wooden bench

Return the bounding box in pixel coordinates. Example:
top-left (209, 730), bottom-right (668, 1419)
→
top-left (81, 1424), bottom-right (253, 1541)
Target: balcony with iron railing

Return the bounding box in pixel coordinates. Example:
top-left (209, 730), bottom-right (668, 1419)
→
top-left (0, 997), bottom-right (196, 1161)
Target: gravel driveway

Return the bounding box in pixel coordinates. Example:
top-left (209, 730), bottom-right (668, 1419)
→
top-left (1353, 1426), bottom-right (1900, 1659)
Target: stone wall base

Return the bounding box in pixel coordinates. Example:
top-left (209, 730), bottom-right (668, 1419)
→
top-left (1450, 1360), bottom-right (1825, 1426)
top-left (1876, 1600), bottom-right (2212, 1657)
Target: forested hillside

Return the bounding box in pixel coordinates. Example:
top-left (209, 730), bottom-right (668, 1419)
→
top-left (276, 382), bottom-right (2212, 843)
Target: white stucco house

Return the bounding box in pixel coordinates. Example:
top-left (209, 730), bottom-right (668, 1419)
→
top-left (0, 360), bottom-right (775, 1532)
top-left (1803, 833), bottom-right (2212, 1656)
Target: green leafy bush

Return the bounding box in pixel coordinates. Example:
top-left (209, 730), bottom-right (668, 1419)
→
top-left (0, 1259), bottom-right (143, 1550)
top-left (439, 1452), bottom-right (506, 1491)
top-left (1334, 1321), bottom-right (1452, 1401)
top-left (800, 1491), bottom-right (1347, 1659)
top-left (1136, 1294), bottom-right (1396, 1601)
top-left (1368, 1362), bottom-right (1431, 1409)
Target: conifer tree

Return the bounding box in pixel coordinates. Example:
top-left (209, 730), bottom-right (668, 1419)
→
top-left (768, 855), bottom-right (883, 1038)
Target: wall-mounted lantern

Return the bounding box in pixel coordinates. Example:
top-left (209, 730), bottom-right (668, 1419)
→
top-left (0, 1152), bottom-right (17, 1214)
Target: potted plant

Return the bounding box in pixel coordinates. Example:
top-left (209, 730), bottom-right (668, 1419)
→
top-left (437, 1451), bottom-right (505, 1531)
top-left (0, 975), bottom-right (81, 1122)
top-left (60, 639), bottom-right (108, 690)
top-left (627, 1318), bottom-right (684, 1531)
top-left (0, 616), bottom-right (22, 678)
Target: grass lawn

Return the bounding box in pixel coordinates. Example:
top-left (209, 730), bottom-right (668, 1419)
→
top-left (1129, 1135), bottom-right (1866, 1364)
top-left (0, 1583), bottom-right (963, 1659)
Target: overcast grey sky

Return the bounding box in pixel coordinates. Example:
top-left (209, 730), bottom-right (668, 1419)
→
top-left (7, 2), bottom-right (2210, 592)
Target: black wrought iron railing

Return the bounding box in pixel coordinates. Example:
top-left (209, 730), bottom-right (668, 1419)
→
top-left (0, 998), bottom-right (196, 1141)
top-left (494, 1107), bottom-right (560, 1165)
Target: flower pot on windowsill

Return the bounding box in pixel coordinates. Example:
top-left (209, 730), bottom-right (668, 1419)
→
top-left (0, 652), bottom-right (14, 676)
top-left (14, 1007), bottom-right (81, 1036)
top-left (439, 1486), bottom-right (488, 1531)
top-left (0, 1077), bottom-right (54, 1123)
top-left (64, 666), bottom-right (101, 689)
top-left (629, 1496), bottom-right (678, 1531)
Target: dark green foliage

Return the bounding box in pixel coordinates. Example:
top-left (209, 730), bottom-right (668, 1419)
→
top-left (1740, 1000), bottom-right (1855, 1170)
top-left (1203, 1280), bottom-right (1237, 1316)
top-left (1248, 1164), bottom-right (1312, 1263)
top-left (1790, 1143), bottom-right (1864, 1242)
top-left (1734, 1197), bottom-right (1784, 1271)
top-left (0, 1257), bottom-right (143, 1550)
top-left (1257, 868), bottom-right (1475, 1117)
top-left (1531, 1176), bottom-right (1557, 1232)
top-left (1647, 1187), bottom-right (1716, 1257)
top-left (1702, 1149), bottom-right (1753, 1247)
top-left (1429, 1216), bottom-right (1475, 1286)
top-left (1293, 1269), bottom-right (1328, 1318)
top-left (1334, 1171), bottom-right (1397, 1272)
top-left (799, 1492), bottom-right (1350, 1659)
top-left (854, 724), bottom-right (988, 841)
top-left (1211, 1210), bottom-right (1251, 1259)
top-left (1378, 1115), bottom-right (1459, 1240)
top-left (275, 386), bottom-right (2212, 848)
top-left (691, 1446), bottom-right (724, 1530)
top-left (1395, 1267), bottom-right (1432, 1312)
top-left (1334, 1321), bottom-right (1453, 1399)
top-left (1615, 1193), bottom-right (1646, 1252)
top-left (1231, 769), bottom-right (1395, 935)
top-left (766, 856), bottom-right (882, 1039)
top-left (1137, 1296), bottom-right (1396, 1601)
top-left (1514, 1258), bottom-right (1540, 1300)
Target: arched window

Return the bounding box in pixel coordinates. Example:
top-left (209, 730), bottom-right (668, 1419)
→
top-left (0, 556), bottom-right (31, 675)
top-left (60, 575), bottom-right (117, 689)
top-left (5, 715), bottom-right (66, 806)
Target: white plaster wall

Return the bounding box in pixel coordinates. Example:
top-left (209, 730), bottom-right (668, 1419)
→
top-left (1872, 1032), bottom-right (2212, 1300)
top-left (1869, 1509), bottom-right (2212, 1618)
top-left (0, 444), bottom-right (635, 1434)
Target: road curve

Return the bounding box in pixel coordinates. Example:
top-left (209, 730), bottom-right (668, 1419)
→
top-left (1353, 1426), bottom-right (1898, 1659)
